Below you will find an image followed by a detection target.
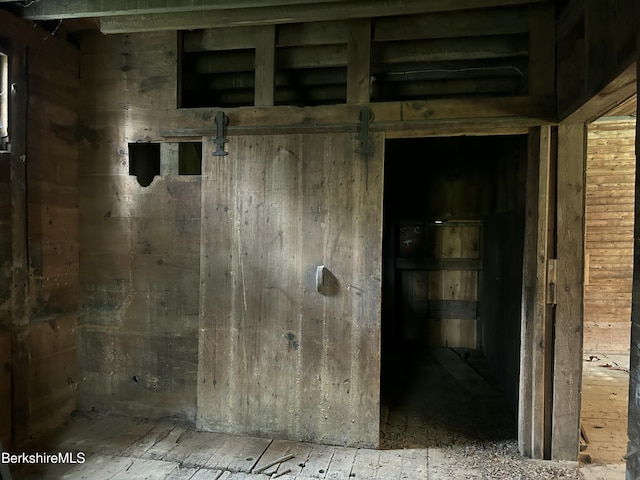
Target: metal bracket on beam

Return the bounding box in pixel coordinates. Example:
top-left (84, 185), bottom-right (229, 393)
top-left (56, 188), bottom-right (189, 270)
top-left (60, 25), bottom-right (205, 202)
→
top-left (213, 111), bottom-right (229, 156)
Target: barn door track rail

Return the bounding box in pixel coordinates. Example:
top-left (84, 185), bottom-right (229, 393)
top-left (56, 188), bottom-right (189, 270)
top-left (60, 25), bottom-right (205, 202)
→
top-left (213, 110), bottom-right (229, 156)
top-left (356, 105), bottom-right (374, 157)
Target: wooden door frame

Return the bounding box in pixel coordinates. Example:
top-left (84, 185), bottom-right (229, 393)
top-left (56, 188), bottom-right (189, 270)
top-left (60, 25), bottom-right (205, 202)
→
top-left (519, 123), bottom-right (587, 461)
top-left (519, 125), bottom-right (554, 459)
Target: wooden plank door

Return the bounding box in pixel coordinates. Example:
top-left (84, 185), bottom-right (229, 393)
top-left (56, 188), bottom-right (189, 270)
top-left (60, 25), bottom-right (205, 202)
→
top-left (427, 221), bottom-right (481, 349)
top-left (197, 132), bottom-right (384, 448)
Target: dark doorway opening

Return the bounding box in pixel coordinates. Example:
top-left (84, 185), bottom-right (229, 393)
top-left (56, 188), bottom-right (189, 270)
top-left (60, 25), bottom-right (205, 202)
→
top-left (380, 135), bottom-right (527, 449)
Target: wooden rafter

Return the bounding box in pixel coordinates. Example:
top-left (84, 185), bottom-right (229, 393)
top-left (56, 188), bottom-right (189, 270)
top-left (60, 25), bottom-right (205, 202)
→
top-left (97, 0), bottom-right (549, 34)
top-left (19, 0), bottom-right (348, 20)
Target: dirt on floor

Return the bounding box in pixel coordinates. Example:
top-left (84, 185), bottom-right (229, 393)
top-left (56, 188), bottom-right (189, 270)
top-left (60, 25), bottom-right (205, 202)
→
top-left (380, 346), bottom-right (585, 479)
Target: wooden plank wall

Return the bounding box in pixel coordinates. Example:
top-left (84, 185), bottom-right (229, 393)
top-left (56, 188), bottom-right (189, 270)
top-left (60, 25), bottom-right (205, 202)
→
top-left (583, 118), bottom-right (636, 353)
top-left (0, 330), bottom-right (10, 447)
top-left (77, 30), bottom-right (200, 421)
top-left (25, 31), bottom-right (80, 443)
top-left (0, 147), bottom-right (9, 446)
top-left (627, 43), bottom-right (639, 480)
top-left (198, 133), bottom-right (383, 447)
top-left (0, 152), bottom-right (9, 326)
top-left (0, 9), bottom-right (80, 445)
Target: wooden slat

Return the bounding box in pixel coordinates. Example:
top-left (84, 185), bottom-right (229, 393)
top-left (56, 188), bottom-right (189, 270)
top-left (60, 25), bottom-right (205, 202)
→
top-left (428, 300), bottom-right (477, 320)
top-left (552, 123), bottom-right (586, 461)
top-left (373, 5), bottom-right (529, 42)
top-left (346, 18), bottom-right (370, 104)
top-left (255, 25), bottom-right (276, 107)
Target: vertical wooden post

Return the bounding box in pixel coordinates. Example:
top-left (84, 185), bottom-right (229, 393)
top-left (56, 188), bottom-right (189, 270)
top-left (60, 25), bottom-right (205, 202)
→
top-left (626, 36), bottom-right (640, 479)
top-left (533, 126), bottom-right (552, 459)
top-left (9, 43), bottom-right (29, 446)
top-left (552, 122), bottom-right (587, 461)
top-left (519, 126), bottom-right (552, 459)
top-left (254, 25), bottom-right (276, 107)
top-left (346, 18), bottom-right (371, 104)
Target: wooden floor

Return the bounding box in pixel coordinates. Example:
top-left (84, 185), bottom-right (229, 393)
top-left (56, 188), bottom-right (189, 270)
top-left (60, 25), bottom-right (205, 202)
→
top-left (10, 413), bottom-right (429, 480)
top-left (6, 348), bottom-right (586, 479)
top-left (580, 352), bottom-right (630, 465)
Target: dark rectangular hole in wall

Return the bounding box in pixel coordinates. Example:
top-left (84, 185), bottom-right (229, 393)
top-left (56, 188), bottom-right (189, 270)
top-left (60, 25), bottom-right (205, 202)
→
top-left (179, 142), bottom-right (202, 175)
top-left (129, 143), bottom-right (160, 187)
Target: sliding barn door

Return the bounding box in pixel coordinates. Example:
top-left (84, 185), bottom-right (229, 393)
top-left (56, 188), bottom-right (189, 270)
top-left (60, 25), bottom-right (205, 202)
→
top-left (197, 133), bottom-right (384, 447)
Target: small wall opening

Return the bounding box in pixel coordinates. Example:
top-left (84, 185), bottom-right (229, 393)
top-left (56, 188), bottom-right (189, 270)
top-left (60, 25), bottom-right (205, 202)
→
top-left (129, 143), bottom-right (160, 187)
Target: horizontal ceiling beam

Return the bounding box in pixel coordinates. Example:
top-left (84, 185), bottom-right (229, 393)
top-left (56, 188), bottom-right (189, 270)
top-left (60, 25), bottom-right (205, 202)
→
top-left (19, 0), bottom-right (347, 20)
top-left (99, 0), bottom-right (548, 34)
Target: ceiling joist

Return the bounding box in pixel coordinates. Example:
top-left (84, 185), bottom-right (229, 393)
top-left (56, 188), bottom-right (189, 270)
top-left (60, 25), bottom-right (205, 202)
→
top-left (98, 0), bottom-right (548, 34)
top-left (19, 0), bottom-right (347, 20)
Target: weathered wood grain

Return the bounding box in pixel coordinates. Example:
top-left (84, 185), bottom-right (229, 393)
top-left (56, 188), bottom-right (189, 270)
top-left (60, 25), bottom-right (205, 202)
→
top-left (0, 330), bottom-right (10, 446)
top-left (552, 123), bottom-right (587, 461)
top-left (198, 133), bottom-right (383, 447)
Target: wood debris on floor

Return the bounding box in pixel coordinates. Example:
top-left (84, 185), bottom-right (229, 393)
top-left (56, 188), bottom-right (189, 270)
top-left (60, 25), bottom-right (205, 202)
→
top-left (6, 411), bottom-right (585, 480)
top-left (5, 346), bottom-right (589, 479)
